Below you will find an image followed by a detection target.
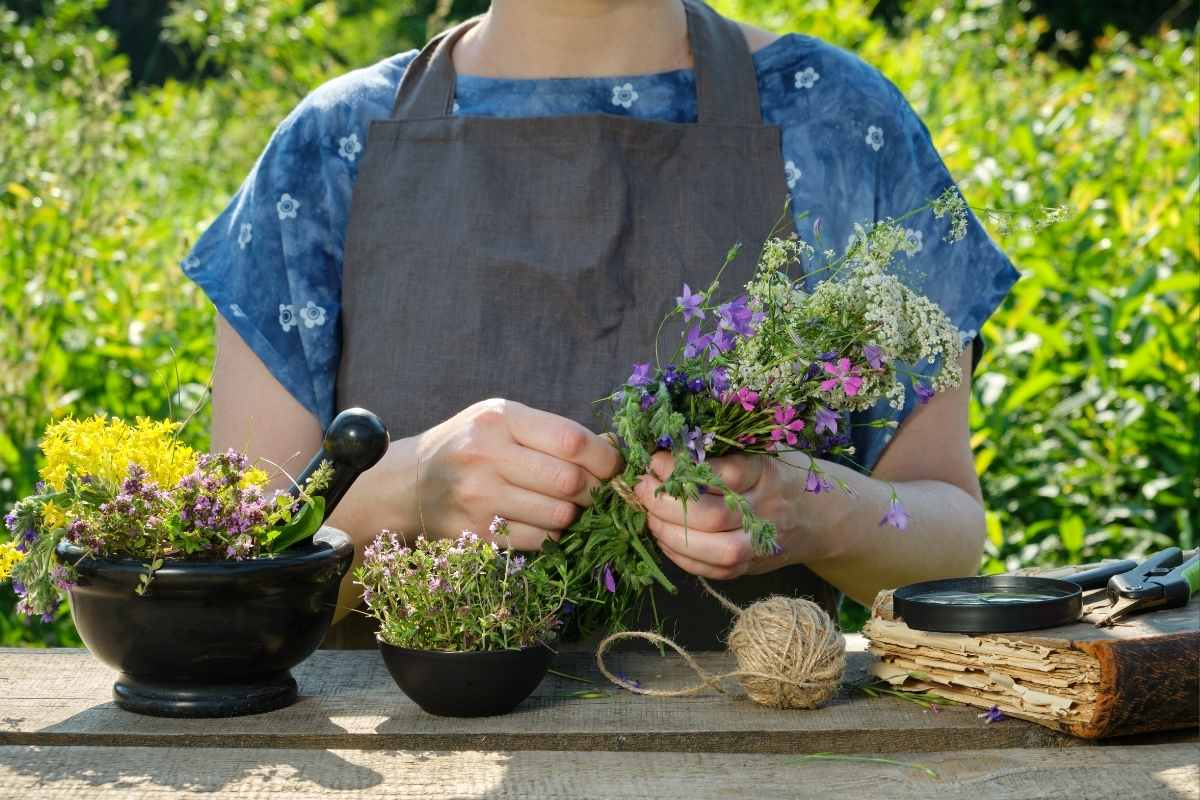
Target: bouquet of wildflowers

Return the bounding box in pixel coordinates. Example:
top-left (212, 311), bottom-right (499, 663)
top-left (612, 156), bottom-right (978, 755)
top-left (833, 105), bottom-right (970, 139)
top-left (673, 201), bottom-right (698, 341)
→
top-left (355, 518), bottom-right (568, 651)
top-left (0, 415), bottom-right (332, 619)
top-left (555, 191), bottom-right (971, 636)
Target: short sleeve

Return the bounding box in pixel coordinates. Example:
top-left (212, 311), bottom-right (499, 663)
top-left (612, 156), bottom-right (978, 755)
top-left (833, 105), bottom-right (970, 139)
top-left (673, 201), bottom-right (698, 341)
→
top-left (180, 87), bottom-right (361, 429)
top-left (852, 79), bottom-right (1019, 470)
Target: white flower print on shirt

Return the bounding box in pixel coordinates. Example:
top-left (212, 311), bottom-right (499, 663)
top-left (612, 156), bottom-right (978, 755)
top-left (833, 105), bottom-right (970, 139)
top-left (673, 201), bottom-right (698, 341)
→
top-left (865, 125), bottom-right (885, 151)
top-left (228, 303), bottom-right (247, 318)
top-left (338, 133), bottom-right (362, 163)
top-left (611, 83), bottom-right (639, 109)
top-left (237, 222), bottom-right (252, 250)
top-left (299, 301), bottom-right (326, 329)
top-left (277, 193), bottom-right (300, 220)
top-left (794, 67), bottom-right (820, 89)
top-left (784, 160), bottom-right (801, 189)
top-left (182, 254), bottom-right (200, 272)
top-left (452, 101), bottom-right (460, 114)
top-left (279, 303), bottom-right (298, 332)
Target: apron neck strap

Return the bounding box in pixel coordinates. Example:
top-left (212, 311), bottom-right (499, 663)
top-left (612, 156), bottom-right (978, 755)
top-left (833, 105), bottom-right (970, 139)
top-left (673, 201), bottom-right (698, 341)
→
top-left (390, 1), bottom-right (763, 125)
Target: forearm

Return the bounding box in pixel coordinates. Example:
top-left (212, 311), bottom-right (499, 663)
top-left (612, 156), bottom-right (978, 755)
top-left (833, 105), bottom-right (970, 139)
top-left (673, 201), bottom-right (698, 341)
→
top-left (322, 434), bottom-right (424, 622)
top-left (783, 454), bottom-right (986, 606)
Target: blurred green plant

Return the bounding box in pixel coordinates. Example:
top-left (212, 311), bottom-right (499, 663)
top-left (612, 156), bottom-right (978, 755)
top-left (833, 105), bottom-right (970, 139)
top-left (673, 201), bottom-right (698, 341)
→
top-left (1, 0), bottom-right (1195, 643)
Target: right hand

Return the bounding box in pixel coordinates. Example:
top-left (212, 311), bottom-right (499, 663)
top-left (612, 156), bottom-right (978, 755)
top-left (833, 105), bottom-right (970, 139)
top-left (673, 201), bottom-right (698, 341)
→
top-left (413, 399), bottom-right (622, 550)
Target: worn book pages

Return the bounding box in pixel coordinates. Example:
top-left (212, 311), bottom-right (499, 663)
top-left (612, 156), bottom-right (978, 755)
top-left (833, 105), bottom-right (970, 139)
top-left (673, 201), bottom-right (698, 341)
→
top-left (863, 581), bottom-right (1199, 738)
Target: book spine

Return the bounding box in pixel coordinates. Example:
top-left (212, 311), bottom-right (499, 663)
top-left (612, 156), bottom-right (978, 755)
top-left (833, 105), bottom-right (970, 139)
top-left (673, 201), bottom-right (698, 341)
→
top-left (1070, 632), bottom-right (1199, 738)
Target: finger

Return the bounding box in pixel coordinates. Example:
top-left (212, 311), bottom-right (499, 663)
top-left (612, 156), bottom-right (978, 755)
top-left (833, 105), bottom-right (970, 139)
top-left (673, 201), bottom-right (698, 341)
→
top-left (645, 514), bottom-right (753, 573)
top-left (497, 444), bottom-right (600, 506)
top-left (649, 450), bottom-right (675, 481)
top-left (491, 520), bottom-right (561, 551)
top-left (506, 402), bottom-right (622, 480)
top-left (656, 538), bottom-right (747, 581)
top-left (634, 472), bottom-right (742, 531)
top-left (488, 484), bottom-right (580, 537)
top-left (708, 453), bottom-right (765, 494)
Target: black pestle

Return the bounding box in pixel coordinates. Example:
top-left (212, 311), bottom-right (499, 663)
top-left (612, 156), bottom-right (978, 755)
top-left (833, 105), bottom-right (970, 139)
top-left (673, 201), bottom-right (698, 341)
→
top-left (288, 408), bottom-right (389, 536)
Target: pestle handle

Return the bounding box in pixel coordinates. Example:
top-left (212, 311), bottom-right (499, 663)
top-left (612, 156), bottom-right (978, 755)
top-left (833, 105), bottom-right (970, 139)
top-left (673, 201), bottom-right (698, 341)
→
top-left (289, 408), bottom-right (390, 526)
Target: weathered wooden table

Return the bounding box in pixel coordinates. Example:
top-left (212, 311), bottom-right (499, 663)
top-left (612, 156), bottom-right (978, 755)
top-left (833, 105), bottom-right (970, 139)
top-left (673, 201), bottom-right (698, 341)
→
top-left (0, 636), bottom-right (1195, 798)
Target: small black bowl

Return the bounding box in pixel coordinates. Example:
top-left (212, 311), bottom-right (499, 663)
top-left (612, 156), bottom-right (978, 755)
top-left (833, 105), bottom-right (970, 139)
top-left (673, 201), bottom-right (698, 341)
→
top-left (56, 527), bottom-right (354, 718)
top-left (378, 642), bottom-right (553, 717)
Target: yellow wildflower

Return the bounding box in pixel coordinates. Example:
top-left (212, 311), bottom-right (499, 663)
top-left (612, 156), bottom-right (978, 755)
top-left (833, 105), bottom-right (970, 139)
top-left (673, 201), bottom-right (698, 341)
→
top-left (241, 466), bottom-right (270, 488)
top-left (38, 415), bottom-right (198, 492)
top-left (0, 541), bottom-right (24, 581)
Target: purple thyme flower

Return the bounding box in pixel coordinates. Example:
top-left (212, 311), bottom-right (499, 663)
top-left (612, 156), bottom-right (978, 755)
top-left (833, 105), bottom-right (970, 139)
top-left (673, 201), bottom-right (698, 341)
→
top-left (677, 283), bottom-right (705, 322)
top-left (863, 344), bottom-right (885, 370)
top-left (3, 511), bottom-right (15, 532)
top-left (507, 554), bottom-right (526, 575)
top-left (427, 576), bottom-right (443, 593)
top-left (628, 362), bottom-right (653, 387)
top-left (879, 498), bottom-right (910, 531)
top-left (813, 406), bottom-right (839, 436)
top-left (915, 383), bottom-right (936, 404)
top-left (684, 324), bottom-right (712, 359)
top-left (979, 705), bottom-right (1004, 724)
top-left (603, 563), bottom-right (617, 593)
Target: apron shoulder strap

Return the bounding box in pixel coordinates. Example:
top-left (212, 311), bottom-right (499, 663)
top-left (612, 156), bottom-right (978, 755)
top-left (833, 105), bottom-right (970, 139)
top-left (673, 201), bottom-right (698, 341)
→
top-left (391, 18), bottom-right (480, 119)
top-left (391, 4), bottom-right (763, 126)
top-left (684, 0), bottom-right (764, 125)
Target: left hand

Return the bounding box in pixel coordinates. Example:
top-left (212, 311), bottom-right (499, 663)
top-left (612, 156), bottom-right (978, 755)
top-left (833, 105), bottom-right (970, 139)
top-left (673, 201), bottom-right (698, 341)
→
top-left (633, 450), bottom-right (814, 580)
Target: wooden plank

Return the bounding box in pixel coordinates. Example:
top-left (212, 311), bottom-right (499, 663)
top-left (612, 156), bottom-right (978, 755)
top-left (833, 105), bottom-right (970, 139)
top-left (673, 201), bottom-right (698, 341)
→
top-left (0, 636), bottom-right (1086, 753)
top-left (0, 743), bottom-right (1196, 799)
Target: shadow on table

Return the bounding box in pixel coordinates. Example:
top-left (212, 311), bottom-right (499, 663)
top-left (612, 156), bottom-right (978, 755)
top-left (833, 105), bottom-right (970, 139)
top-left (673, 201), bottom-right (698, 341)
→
top-left (21, 702), bottom-right (385, 792)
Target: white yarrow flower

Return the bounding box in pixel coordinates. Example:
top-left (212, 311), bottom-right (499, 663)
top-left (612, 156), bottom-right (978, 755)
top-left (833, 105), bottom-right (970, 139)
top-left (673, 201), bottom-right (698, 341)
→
top-left (611, 83), bottom-right (639, 109)
top-left (865, 125), bottom-right (885, 151)
top-left (276, 193), bottom-right (300, 220)
top-left (338, 133), bottom-right (362, 162)
top-left (794, 67), bottom-right (820, 89)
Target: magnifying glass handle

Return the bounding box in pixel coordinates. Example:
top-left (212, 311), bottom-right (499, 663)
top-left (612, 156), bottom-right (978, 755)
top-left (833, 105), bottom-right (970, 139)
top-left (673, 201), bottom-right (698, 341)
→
top-left (289, 408), bottom-right (390, 523)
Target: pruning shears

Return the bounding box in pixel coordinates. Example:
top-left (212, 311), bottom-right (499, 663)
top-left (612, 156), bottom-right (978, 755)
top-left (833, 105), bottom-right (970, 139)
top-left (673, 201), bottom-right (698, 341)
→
top-left (1093, 547), bottom-right (1200, 627)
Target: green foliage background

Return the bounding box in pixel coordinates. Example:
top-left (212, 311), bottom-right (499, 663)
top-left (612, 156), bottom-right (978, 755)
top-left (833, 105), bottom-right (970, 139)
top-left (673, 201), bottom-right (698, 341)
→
top-left (1, 0), bottom-right (1196, 644)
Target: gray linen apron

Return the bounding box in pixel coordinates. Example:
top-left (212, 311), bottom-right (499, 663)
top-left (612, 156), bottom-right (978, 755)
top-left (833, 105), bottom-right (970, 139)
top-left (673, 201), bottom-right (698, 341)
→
top-left (329, 0), bottom-right (839, 650)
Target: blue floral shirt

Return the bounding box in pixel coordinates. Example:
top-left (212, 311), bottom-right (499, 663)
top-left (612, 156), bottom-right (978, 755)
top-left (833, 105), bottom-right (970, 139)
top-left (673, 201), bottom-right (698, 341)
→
top-left (182, 33), bottom-right (1018, 471)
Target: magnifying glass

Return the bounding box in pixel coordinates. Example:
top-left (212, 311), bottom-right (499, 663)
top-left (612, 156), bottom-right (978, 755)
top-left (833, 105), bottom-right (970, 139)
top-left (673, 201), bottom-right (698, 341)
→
top-left (892, 560), bottom-right (1137, 634)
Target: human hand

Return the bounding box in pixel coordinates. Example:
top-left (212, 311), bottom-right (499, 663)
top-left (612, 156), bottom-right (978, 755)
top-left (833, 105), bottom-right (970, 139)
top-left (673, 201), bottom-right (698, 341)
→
top-left (634, 450), bottom-right (816, 580)
top-left (413, 399), bottom-right (622, 550)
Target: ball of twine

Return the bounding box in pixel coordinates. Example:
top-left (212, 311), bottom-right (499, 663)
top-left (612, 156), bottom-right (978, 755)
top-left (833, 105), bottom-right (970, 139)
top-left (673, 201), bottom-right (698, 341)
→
top-left (726, 594), bottom-right (845, 708)
top-left (596, 578), bottom-right (846, 710)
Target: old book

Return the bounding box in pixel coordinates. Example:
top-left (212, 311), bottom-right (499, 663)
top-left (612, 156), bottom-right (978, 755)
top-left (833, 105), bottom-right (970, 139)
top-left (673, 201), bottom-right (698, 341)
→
top-left (863, 584), bottom-right (1199, 739)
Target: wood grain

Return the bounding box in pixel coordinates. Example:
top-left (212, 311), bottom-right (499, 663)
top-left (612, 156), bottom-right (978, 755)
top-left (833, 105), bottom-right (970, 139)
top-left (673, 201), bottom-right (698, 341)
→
top-left (0, 743), bottom-right (1196, 799)
top-left (0, 636), bottom-right (1078, 754)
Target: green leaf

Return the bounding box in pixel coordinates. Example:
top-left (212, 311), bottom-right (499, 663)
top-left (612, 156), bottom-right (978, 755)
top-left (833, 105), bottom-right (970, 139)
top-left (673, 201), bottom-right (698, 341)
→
top-left (268, 496), bottom-right (325, 554)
